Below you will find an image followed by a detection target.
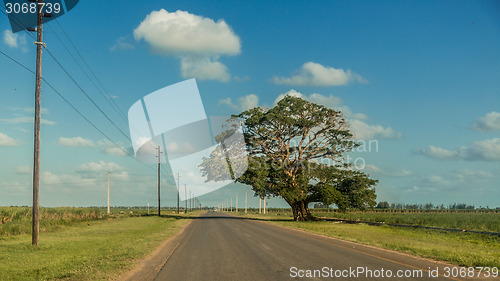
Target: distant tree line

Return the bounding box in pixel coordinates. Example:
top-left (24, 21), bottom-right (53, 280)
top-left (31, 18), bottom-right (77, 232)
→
top-left (374, 201), bottom-right (489, 210)
top-left (313, 201), bottom-right (497, 210)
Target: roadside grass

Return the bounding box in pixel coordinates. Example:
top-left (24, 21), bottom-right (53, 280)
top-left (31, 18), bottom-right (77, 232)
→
top-left (230, 211), bottom-right (500, 268)
top-left (312, 211), bottom-right (500, 233)
top-left (0, 211), bottom-right (202, 281)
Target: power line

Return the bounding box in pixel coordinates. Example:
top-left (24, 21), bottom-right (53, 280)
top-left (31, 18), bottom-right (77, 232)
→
top-left (1, 11), bottom-right (174, 181)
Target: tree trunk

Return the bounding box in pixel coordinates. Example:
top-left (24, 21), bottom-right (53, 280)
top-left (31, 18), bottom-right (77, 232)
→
top-left (291, 200), bottom-right (314, 221)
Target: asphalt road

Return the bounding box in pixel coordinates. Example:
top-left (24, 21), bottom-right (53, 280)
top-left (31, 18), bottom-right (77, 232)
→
top-left (153, 212), bottom-right (489, 281)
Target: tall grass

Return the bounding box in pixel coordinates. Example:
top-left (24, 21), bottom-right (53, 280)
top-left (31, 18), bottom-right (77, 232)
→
top-left (0, 207), bottom-right (104, 237)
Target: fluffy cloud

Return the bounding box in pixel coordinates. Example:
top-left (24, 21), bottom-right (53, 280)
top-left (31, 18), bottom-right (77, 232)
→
top-left (345, 119), bottom-right (402, 140)
top-left (15, 166), bottom-right (31, 174)
top-left (360, 164), bottom-right (412, 177)
top-left (97, 139), bottom-right (127, 156)
top-left (110, 36), bottom-right (135, 51)
top-left (0, 132), bottom-right (19, 146)
top-left (0, 116), bottom-right (55, 125)
top-left (218, 94), bottom-right (259, 111)
top-left (134, 9), bottom-right (240, 55)
top-left (274, 90), bottom-right (369, 120)
top-left (272, 62), bottom-right (367, 87)
top-left (167, 142), bottom-right (196, 154)
top-left (180, 56), bottom-right (230, 82)
top-left (77, 161), bottom-right (125, 173)
top-left (417, 145), bottom-right (459, 160)
top-left (418, 138), bottom-right (500, 161)
top-left (219, 90), bottom-right (400, 140)
top-left (58, 137), bottom-right (95, 148)
top-left (134, 9), bottom-right (240, 82)
top-left (3, 30), bottom-right (27, 51)
top-left (472, 111), bottom-right (500, 132)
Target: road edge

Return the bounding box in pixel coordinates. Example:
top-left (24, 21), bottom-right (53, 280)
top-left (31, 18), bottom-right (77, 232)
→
top-left (117, 216), bottom-right (200, 281)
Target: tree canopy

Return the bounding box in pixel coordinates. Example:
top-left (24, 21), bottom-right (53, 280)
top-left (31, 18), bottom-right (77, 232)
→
top-left (200, 96), bottom-right (377, 221)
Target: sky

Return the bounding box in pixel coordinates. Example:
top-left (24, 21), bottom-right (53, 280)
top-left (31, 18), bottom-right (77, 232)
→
top-left (0, 0), bottom-right (499, 208)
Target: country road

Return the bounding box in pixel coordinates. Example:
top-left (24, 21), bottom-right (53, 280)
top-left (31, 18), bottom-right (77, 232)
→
top-left (151, 212), bottom-right (490, 281)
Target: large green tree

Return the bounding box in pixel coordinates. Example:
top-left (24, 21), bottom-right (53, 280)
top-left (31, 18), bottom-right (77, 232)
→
top-left (201, 96), bottom-right (377, 221)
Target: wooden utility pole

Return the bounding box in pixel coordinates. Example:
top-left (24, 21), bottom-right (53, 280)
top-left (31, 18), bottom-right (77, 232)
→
top-left (245, 191), bottom-right (247, 213)
top-left (107, 172), bottom-right (110, 214)
top-left (157, 145), bottom-right (161, 216)
top-left (32, 0), bottom-right (45, 247)
top-left (177, 173), bottom-right (180, 214)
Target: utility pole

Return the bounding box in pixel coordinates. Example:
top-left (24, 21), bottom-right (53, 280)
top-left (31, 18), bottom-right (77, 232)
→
top-left (176, 173), bottom-right (180, 214)
top-left (107, 172), bottom-right (110, 214)
top-left (184, 185), bottom-right (187, 212)
top-left (157, 145), bottom-right (161, 216)
top-left (236, 195), bottom-right (238, 212)
top-left (245, 191), bottom-right (247, 213)
top-left (32, 0), bottom-right (46, 247)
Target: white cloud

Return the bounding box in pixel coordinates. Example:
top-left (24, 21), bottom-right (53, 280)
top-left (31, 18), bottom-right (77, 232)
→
top-left (180, 56), bottom-right (230, 82)
top-left (274, 89), bottom-right (342, 108)
top-left (11, 107), bottom-right (49, 114)
top-left (167, 142), bottom-right (196, 154)
top-left (15, 166), bottom-right (31, 174)
top-left (274, 90), bottom-right (368, 120)
top-left (97, 139), bottom-right (127, 156)
top-left (103, 147), bottom-right (127, 156)
top-left (451, 169), bottom-right (493, 180)
top-left (0, 132), bottom-right (19, 146)
top-left (472, 111), bottom-right (500, 132)
top-left (41, 171), bottom-right (62, 185)
top-left (134, 9), bottom-right (240, 56)
top-left (349, 119), bottom-right (402, 140)
top-left (110, 36), bottom-right (135, 51)
top-left (58, 137), bottom-right (95, 148)
top-left (418, 145), bottom-right (458, 160)
top-left (219, 94), bottom-right (260, 111)
top-left (418, 138), bottom-right (500, 161)
top-left (272, 62), bottom-right (367, 87)
top-left (0, 116), bottom-right (55, 125)
top-left (77, 161), bottom-right (125, 173)
top-left (466, 138), bottom-right (500, 161)
top-left (3, 30), bottom-right (27, 50)
top-left (360, 164), bottom-right (412, 177)
top-left (220, 90), bottom-right (400, 140)
top-left (134, 9), bottom-right (240, 82)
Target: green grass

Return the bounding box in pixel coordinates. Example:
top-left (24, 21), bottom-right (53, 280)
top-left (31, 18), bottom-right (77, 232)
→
top-left (231, 211), bottom-right (500, 268)
top-left (312, 210), bottom-right (500, 232)
top-left (0, 211), bottom-right (202, 280)
top-left (0, 207), bottom-right (104, 236)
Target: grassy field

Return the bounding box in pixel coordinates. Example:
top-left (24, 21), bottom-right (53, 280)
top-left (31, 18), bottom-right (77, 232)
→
top-left (0, 208), bottom-right (201, 280)
top-left (312, 210), bottom-right (500, 232)
top-left (231, 211), bottom-right (500, 268)
top-left (0, 207), bottom-right (103, 236)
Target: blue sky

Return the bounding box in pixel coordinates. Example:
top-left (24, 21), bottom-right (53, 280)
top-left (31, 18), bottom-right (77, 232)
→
top-left (0, 0), bottom-right (499, 208)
